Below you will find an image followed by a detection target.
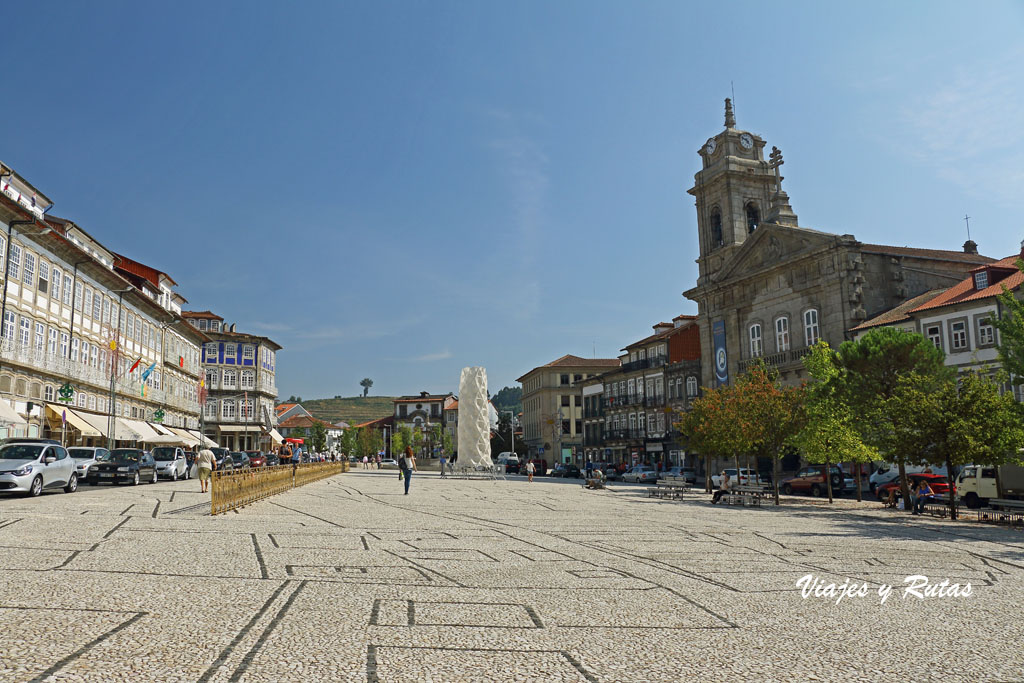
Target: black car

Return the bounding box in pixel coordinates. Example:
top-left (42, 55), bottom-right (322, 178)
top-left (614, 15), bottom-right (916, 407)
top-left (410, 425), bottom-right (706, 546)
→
top-left (210, 448), bottom-right (233, 472)
top-left (550, 464), bottom-right (582, 478)
top-left (229, 452), bottom-right (251, 470)
top-left (504, 460), bottom-right (521, 474)
top-left (88, 448), bottom-right (158, 485)
top-left (264, 451), bottom-right (280, 467)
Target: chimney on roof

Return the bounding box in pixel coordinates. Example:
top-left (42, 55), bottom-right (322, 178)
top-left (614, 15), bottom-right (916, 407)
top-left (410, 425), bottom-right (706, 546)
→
top-left (653, 323), bottom-right (673, 333)
top-left (963, 239), bottom-right (978, 255)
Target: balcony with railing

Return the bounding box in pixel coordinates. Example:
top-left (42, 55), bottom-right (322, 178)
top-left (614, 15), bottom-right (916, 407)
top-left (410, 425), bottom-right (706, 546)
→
top-left (621, 358), bottom-right (649, 373)
top-left (737, 345), bottom-right (814, 374)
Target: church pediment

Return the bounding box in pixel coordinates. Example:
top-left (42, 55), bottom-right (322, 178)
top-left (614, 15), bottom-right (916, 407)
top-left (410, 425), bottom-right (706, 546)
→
top-left (712, 223), bottom-right (839, 284)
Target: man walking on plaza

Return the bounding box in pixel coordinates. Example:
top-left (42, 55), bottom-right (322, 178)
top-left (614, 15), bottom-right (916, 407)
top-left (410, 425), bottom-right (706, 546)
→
top-left (400, 446), bottom-right (417, 494)
top-left (196, 448), bottom-right (216, 493)
top-left (439, 453), bottom-right (447, 478)
top-left (525, 460), bottom-right (535, 482)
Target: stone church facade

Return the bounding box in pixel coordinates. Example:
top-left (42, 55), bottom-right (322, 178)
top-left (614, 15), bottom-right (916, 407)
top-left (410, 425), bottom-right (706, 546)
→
top-left (683, 100), bottom-right (992, 387)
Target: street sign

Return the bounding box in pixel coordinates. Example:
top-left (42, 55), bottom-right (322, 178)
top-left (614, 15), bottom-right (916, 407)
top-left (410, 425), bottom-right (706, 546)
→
top-left (538, 447), bottom-right (545, 455)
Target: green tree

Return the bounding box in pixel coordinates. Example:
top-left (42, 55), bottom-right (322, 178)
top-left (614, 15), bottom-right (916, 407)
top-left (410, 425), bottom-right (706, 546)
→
top-left (357, 427), bottom-right (381, 459)
top-left (412, 427), bottom-right (425, 457)
top-left (994, 260), bottom-right (1024, 383)
top-left (360, 378), bottom-right (373, 397)
top-left (796, 342), bottom-right (875, 503)
top-left (737, 361), bottom-right (808, 505)
top-left (836, 327), bottom-right (953, 505)
top-left (340, 428), bottom-right (358, 457)
top-left (392, 427), bottom-right (407, 458)
top-left (310, 422), bottom-right (327, 452)
top-left (677, 382), bottom-right (753, 492)
top-left (889, 371), bottom-right (1024, 519)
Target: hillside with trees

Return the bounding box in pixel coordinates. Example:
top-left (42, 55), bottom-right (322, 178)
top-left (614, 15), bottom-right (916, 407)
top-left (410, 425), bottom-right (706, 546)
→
top-left (292, 396), bottom-right (395, 426)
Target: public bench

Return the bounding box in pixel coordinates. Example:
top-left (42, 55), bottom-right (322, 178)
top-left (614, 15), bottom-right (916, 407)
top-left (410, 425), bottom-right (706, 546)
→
top-left (976, 499), bottom-right (1024, 527)
top-left (919, 495), bottom-right (954, 518)
top-left (647, 479), bottom-right (691, 499)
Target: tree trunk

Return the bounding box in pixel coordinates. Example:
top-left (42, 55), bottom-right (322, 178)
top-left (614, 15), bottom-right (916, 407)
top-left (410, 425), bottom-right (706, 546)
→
top-left (825, 455), bottom-right (834, 503)
top-left (705, 454), bottom-right (712, 493)
top-left (854, 461), bottom-right (862, 502)
top-left (946, 455), bottom-right (956, 521)
top-left (773, 452), bottom-right (780, 506)
top-left (898, 462), bottom-right (910, 513)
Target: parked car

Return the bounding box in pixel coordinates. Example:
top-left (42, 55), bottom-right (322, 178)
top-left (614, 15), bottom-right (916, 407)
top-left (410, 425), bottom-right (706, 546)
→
top-left (623, 466), bottom-right (659, 483)
top-left (876, 473), bottom-right (951, 502)
top-left (780, 465), bottom-right (853, 496)
top-left (711, 468), bottom-right (765, 488)
top-left (88, 448), bottom-right (158, 486)
top-left (152, 447), bottom-right (189, 480)
top-left (0, 437), bottom-right (60, 448)
top-left (660, 466), bottom-right (697, 485)
top-left (603, 465), bottom-right (625, 481)
top-left (210, 448), bottom-right (233, 472)
top-left (503, 460), bottom-right (521, 474)
top-left (0, 442), bottom-right (79, 496)
top-left (380, 458), bottom-right (399, 469)
top-left (246, 451), bottom-right (267, 468)
top-left (550, 464), bottom-right (582, 478)
top-left (229, 452), bottom-right (251, 470)
top-left (68, 446), bottom-right (109, 483)
top-left (869, 463), bottom-right (947, 493)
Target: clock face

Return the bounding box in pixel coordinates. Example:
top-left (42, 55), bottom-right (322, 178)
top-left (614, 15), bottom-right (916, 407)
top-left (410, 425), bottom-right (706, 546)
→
top-left (704, 138), bottom-right (717, 155)
top-left (740, 133), bottom-right (754, 150)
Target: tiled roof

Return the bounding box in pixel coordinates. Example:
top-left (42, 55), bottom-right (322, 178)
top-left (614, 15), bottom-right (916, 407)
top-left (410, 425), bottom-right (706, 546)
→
top-left (517, 355), bottom-right (620, 382)
top-left (860, 244), bottom-right (993, 264)
top-left (394, 394), bottom-right (451, 403)
top-left (911, 255), bottom-right (1023, 313)
top-left (113, 253), bottom-right (178, 288)
top-left (278, 414), bottom-right (340, 430)
top-left (182, 310), bottom-right (224, 320)
top-left (446, 400), bottom-right (458, 411)
top-left (850, 289), bottom-right (948, 332)
top-left (275, 403), bottom-right (297, 415)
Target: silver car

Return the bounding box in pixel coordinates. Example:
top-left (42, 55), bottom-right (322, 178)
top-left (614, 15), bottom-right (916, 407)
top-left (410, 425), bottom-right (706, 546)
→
top-left (68, 446), bottom-right (110, 483)
top-left (0, 442), bottom-right (78, 496)
top-left (152, 447), bottom-right (189, 480)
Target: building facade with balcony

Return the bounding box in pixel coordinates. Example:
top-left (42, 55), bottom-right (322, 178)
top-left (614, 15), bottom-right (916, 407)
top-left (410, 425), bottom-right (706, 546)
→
top-left (518, 355), bottom-right (621, 467)
top-left (393, 391), bottom-right (454, 459)
top-left (580, 317), bottom-right (702, 468)
top-left (683, 100), bottom-right (993, 388)
top-left (0, 161), bottom-right (207, 446)
top-left (185, 311), bottom-right (282, 451)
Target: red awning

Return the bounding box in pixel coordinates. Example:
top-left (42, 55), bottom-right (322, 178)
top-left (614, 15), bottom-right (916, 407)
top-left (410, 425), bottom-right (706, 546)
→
top-left (285, 437), bottom-right (304, 444)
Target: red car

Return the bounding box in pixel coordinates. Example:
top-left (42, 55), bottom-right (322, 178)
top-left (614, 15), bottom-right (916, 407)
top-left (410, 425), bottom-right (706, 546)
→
top-left (876, 473), bottom-right (950, 501)
top-left (246, 451), bottom-right (267, 468)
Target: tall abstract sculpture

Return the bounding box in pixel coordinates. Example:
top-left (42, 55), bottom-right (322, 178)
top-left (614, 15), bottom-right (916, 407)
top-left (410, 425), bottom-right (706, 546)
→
top-left (457, 366), bottom-right (493, 469)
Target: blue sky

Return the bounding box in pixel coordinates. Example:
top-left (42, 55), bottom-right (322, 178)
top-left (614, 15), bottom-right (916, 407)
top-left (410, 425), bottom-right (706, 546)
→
top-left (4, 2), bottom-right (1023, 399)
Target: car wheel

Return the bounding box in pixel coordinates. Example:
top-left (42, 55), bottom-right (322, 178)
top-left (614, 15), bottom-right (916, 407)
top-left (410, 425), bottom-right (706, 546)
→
top-left (964, 493), bottom-right (980, 510)
top-left (29, 475), bottom-right (43, 497)
top-left (171, 470), bottom-right (178, 482)
top-left (811, 484), bottom-right (822, 497)
top-left (830, 474), bottom-right (842, 489)
top-left (869, 482), bottom-right (877, 494)
top-left (64, 473), bottom-right (78, 493)
top-left (151, 470), bottom-right (158, 484)
top-left (783, 484), bottom-right (793, 495)
top-left (131, 472), bottom-right (140, 486)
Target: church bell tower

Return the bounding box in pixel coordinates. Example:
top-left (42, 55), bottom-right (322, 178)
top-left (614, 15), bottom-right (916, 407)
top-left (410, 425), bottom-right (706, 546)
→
top-left (688, 99), bottom-right (796, 284)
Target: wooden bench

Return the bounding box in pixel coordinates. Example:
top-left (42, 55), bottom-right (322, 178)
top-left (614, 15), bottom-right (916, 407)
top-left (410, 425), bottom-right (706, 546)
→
top-left (918, 495), bottom-right (954, 518)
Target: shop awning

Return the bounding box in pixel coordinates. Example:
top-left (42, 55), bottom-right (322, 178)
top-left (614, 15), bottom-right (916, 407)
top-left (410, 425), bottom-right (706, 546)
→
top-left (188, 429), bottom-right (217, 447)
top-left (45, 404), bottom-right (100, 437)
top-left (268, 428), bottom-right (284, 445)
top-left (72, 410), bottom-right (111, 437)
top-left (0, 399), bottom-right (27, 427)
top-left (124, 419), bottom-right (162, 442)
top-left (112, 418), bottom-right (143, 442)
top-left (148, 423), bottom-right (176, 436)
top-left (168, 427), bottom-right (200, 447)
top-left (217, 424), bottom-right (258, 433)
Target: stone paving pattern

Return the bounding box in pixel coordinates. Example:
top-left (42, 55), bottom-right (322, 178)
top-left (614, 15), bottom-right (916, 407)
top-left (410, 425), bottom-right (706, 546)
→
top-left (1, 470), bottom-right (1022, 682)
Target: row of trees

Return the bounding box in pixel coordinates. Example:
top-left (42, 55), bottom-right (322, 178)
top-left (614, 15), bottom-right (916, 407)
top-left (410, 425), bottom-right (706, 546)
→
top-left (337, 423), bottom-right (453, 460)
top-left (679, 326), bottom-right (1024, 519)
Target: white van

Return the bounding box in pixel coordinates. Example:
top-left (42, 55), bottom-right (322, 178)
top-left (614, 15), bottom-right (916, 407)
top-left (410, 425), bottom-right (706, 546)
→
top-left (496, 452), bottom-right (519, 465)
top-left (869, 463), bottom-right (947, 493)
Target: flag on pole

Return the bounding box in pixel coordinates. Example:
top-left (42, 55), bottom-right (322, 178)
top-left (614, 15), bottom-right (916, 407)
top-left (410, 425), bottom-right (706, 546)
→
top-left (179, 355), bottom-right (184, 368)
top-left (141, 362), bottom-right (157, 382)
top-left (129, 357), bottom-right (142, 374)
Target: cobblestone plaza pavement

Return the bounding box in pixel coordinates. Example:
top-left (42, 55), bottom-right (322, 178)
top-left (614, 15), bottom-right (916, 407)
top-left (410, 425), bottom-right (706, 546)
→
top-left (1, 470), bottom-right (1023, 682)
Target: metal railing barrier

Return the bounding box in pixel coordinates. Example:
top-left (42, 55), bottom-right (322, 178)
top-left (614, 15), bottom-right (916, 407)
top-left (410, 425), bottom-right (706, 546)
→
top-left (210, 460), bottom-right (349, 515)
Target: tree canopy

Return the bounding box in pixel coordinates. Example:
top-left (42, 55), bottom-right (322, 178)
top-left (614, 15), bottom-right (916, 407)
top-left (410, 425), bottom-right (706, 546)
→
top-left (994, 259), bottom-right (1024, 383)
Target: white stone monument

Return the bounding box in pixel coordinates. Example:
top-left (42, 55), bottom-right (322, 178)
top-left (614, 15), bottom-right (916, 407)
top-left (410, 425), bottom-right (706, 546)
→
top-left (457, 366), bottom-right (493, 469)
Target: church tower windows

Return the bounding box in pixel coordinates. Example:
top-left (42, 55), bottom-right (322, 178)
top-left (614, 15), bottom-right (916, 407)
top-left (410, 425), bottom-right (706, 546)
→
top-left (746, 203), bottom-right (760, 234)
top-left (710, 208), bottom-right (723, 247)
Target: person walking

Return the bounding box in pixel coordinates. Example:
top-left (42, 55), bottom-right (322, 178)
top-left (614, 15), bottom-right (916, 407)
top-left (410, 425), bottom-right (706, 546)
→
top-left (279, 442), bottom-right (293, 467)
top-left (525, 460), bottom-right (535, 483)
top-left (400, 446), bottom-right (417, 494)
top-left (362, 455), bottom-right (368, 469)
top-left (196, 448), bottom-right (217, 493)
top-left (439, 454), bottom-right (447, 478)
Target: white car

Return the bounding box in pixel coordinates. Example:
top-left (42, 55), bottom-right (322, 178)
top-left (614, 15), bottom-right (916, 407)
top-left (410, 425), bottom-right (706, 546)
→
top-left (68, 446), bottom-right (109, 483)
top-left (152, 446), bottom-right (189, 480)
top-left (711, 468), bottom-right (764, 488)
top-left (0, 442), bottom-right (78, 496)
top-left (869, 463), bottom-right (946, 493)
top-left (623, 466), bottom-right (658, 483)
top-left (379, 458), bottom-right (399, 470)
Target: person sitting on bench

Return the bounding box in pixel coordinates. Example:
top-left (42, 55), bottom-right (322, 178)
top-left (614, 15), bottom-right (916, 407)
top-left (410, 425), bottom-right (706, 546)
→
top-left (712, 472), bottom-right (732, 504)
top-left (912, 479), bottom-right (935, 515)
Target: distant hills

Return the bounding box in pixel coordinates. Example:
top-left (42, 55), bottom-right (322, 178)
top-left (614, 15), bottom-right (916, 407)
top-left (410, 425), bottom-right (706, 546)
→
top-left (298, 396), bottom-right (395, 426)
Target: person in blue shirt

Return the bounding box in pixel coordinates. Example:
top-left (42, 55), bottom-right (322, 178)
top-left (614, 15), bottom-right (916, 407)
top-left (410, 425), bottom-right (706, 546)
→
top-left (912, 479), bottom-right (935, 514)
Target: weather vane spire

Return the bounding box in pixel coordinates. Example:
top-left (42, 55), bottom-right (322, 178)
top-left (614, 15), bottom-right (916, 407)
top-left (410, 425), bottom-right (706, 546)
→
top-left (724, 97), bottom-right (736, 128)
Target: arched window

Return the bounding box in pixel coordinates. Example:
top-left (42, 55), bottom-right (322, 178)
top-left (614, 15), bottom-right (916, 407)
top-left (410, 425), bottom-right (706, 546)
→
top-left (804, 309), bottom-right (820, 347)
top-left (749, 324), bottom-right (763, 358)
top-left (746, 203), bottom-right (760, 234)
top-left (686, 376), bottom-right (698, 398)
top-left (710, 208), bottom-right (723, 247)
top-left (775, 316), bottom-right (790, 352)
